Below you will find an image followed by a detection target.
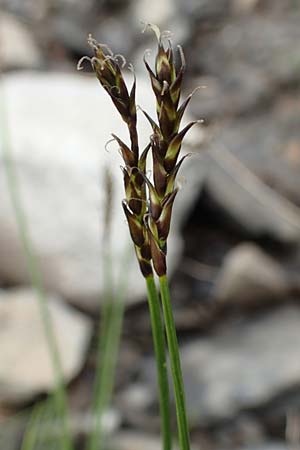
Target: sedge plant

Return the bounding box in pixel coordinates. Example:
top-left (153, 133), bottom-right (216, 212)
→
top-left (79, 24), bottom-right (197, 450)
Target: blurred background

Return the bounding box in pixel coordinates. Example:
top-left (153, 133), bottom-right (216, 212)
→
top-left (1, 0), bottom-right (300, 449)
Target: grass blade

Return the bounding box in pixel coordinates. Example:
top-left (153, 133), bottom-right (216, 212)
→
top-left (0, 84), bottom-right (73, 450)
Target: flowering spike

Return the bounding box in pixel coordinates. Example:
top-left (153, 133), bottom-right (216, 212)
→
top-left (82, 29), bottom-right (197, 279)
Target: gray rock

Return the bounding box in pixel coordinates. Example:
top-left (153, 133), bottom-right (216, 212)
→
top-left (212, 93), bottom-right (300, 205)
top-left (203, 146), bottom-right (300, 243)
top-left (107, 431), bottom-right (184, 450)
top-left (176, 0), bottom-right (231, 21)
top-left (0, 12), bottom-right (42, 70)
top-left (0, 73), bottom-right (203, 310)
top-left (47, 1), bottom-right (135, 59)
top-left (232, 0), bottom-right (261, 14)
top-left (47, 13), bottom-right (88, 56)
top-left (71, 409), bottom-right (121, 438)
top-left (193, 14), bottom-right (300, 86)
top-left (220, 415), bottom-right (265, 446)
top-left (0, 288), bottom-right (92, 405)
top-left (0, 407), bottom-right (120, 448)
top-left (140, 306), bottom-right (300, 425)
top-left (108, 432), bottom-right (163, 450)
top-left (116, 381), bottom-right (157, 429)
top-left (118, 383), bottom-right (153, 413)
top-left (0, 0), bottom-right (48, 21)
top-left (235, 445), bottom-right (288, 450)
top-left (190, 65), bottom-right (271, 120)
top-left (214, 243), bottom-right (289, 306)
top-left (190, 14), bottom-right (300, 118)
top-left (92, 13), bottom-right (136, 58)
top-left (52, 0), bottom-right (94, 13)
top-left (181, 306), bottom-right (300, 423)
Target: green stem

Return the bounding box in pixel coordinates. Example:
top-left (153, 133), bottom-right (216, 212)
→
top-left (0, 89), bottom-right (73, 450)
top-left (159, 275), bottom-right (190, 450)
top-left (87, 247), bottom-right (129, 450)
top-left (146, 275), bottom-right (172, 450)
top-left (21, 402), bottom-right (45, 450)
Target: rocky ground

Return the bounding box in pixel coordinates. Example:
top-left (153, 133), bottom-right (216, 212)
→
top-left (1, 0), bottom-right (300, 449)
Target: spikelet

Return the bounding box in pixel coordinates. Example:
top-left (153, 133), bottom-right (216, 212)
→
top-left (142, 24), bottom-right (197, 276)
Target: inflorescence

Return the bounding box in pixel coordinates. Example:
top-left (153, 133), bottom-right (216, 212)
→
top-left (78, 24), bottom-right (199, 277)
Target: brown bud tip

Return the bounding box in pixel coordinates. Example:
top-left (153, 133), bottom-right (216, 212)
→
top-left (151, 240), bottom-right (166, 276)
top-left (139, 259), bottom-right (153, 278)
top-left (122, 201), bottom-right (145, 247)
top-left (135, 245), bottom-right (153, 277)
top-left (145, 218), bottom-right (167, 276)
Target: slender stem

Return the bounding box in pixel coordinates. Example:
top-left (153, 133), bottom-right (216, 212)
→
top-left (0, 88), bottom-right (73, 450)
top-left (159, 275), bottom-right (190, 450)
top-left (146, 275), bottom-right (172, 450)
top-left (21, 402), bottom-right (45, 450)
top-left (87, 247), bottom-right (129, 450)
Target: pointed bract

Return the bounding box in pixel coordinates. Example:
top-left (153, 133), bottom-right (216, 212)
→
top-left (165, 154), bottom-right (190, 195)
top-left (143, 176), bottom-right (162, 221)
top-left (122, 201), bottom-right (145, 247)
top-left (145, 216), bottom-right (167, 276)
top-left (156, 44), bottom-right (172, 84)
top-left (164, 121), bottom-right (196, 172)
top-left (157, 189), bottom-right (178, 240)
top-left (138, 143), bottom-right (151, 174)
top-left (152, 141), bottom-right (168, 197)
top-left (113, 134), bottom-right (137, 167)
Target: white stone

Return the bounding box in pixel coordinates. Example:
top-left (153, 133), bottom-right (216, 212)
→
top-left (0, 12), bottom-right (42, 70)
top-left (0, 288), bottom-right (92, 405)
top-left (109, 432), bottom-right (174, 450)
top-left (0, 72), bottom-right (204, 310)
top-left (214, 243), bottom-right (288, 305)
top-left (133, 0), bottom-right (174, 26)
top-left (233, 0), bottom-right (260, 14)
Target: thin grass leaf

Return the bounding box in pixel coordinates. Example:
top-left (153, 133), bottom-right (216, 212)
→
top-left (0, 85), bottom-right (73, 450)
top-left (21, 402), bottom-right (47, 450)
top-left (86, 169), bottom-right (131, 450)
